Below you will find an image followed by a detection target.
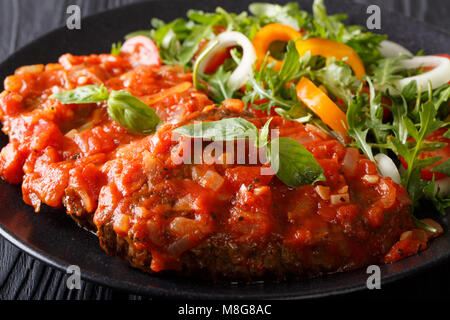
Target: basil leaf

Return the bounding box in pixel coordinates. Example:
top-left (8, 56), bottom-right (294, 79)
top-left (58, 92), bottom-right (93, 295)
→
top-left (258, 117), bottom-right (272, 148)
top-left (175, 117), bottom-right (324, 187)
top-left (269, 137), bottom-right (325, 187)
top-left (431, 158), bottom-right (450, 176)
top-left (174, 117), bottom-right (258, 141)
top-left (50, 85), bottom-right (109, 104)
top-left (107, 90), bottom-right (161, 136)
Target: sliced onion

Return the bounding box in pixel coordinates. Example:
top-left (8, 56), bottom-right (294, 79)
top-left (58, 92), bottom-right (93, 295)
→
top-left (393, 55), bottom-right (450, 93)
top-left (434, 177), bottom-right (450, 196)
top-left (374, 153), bottom-right (401, 184)
top-left (379, 40), bottom-right (412, 58)
top-left (197, 31), bottom-right (256, 90)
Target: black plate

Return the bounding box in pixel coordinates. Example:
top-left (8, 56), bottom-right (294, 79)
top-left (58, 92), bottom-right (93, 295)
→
top-left (1, 0), bottom-right (450, 299)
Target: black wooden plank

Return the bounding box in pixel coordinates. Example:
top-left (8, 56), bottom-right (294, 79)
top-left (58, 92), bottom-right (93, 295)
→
top-left (0, 239), bottom-right (21, 286)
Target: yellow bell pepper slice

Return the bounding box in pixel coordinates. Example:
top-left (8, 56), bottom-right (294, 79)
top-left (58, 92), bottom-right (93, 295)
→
top-left (295, 38), bottom-right (366, 79)
top-left (252, 23), bottom-right (303, 71)
top-left (296, 77), bottom-right (348, 139)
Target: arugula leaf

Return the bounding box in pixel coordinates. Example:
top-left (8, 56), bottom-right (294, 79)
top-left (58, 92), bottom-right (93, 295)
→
top-left (391, 100), bottom-right (444, 193)
top-left (352, 69), bottom-right (449, 213)
top-left (401, 80), bottom-right (418, 101)
top-left (346, 90), bottom-right (375, 161)
top-left (391, 95), bottom-right (409, 144)
top-left (107, 90), bottom-right (161, 136)
top-left (312, 0), bottom-right (346, 41)
top-left (202, 66), bottom-right (237, 103)
top-left (125, 30), bottom-right (153, 40)
top-left (146, 15), bottom-right (219, 66)
top-left (133, 0), bottom-right (386, 72)
top-left (432, 85), bottom-right (450, 119)
top-left (243, 41), bottom-right (314, 114)
top-left (244, 74), bottom-right (294, 112)
top-left (151, 18), bottom-right (193, 43)
top-left (370, 56), bottom-right (406, 87)
top-left (111, 42), bottom-right (122, 56)
top-left (269, 137), bottom-right (325, 187)
top-left (187, 10), bottom-right (224, 26)
top-left (313, 58), bottom-right (361, 106)
top-left (50, 85), bottom-right (110, 104)
top-left (276, 41), bottom-right (303, 87)
top-left (310, 0), bottom-right (385, 68)
top-left (344, 27), bottom-right (386, 68)
top-left (178, 23), bottom-right (217, 65)
top-left (275, 102), bottom-right (310, 121)
top-left (249, 2), bottom-right (301, 30)
top-left (423, 178), bottom-right (450, 215)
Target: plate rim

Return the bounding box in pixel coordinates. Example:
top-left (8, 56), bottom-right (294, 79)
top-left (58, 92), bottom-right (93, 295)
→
top-left (0, 0), bottom-right (450, 299)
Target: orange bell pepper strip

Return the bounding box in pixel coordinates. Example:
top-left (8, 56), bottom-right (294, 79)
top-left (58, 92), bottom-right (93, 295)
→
top-left (252, 23), bottom-right (302, 71)
top-left (295, 38), bottom-right (366, 79)
top-left (296, 77), bottom-right (348, 139)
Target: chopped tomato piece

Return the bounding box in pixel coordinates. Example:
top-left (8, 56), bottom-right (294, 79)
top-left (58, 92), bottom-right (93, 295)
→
top-left (121, 36), bottom-right (161, 67)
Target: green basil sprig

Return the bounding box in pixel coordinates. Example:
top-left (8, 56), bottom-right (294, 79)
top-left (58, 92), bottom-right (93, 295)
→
top-left (107, 90), bottom-right (161, 135)
top-left (174, 117), bottom-right (258, 142)
top-left (269, 137), bottom-right (325, 187)
top-left (50, 85), bottom-right (161, 135)
top-left (174, 117), bottom-right (325, 187)
top-left (50, 85), bottom-right (110, 104)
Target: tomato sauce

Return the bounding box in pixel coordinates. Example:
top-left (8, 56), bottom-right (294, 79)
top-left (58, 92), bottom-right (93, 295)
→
top-left (0, 51), bottom-right (418, 277)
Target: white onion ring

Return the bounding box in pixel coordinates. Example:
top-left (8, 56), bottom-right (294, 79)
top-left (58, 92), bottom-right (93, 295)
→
top-left (198, 31), bottom-right (256, 90)
top-left (434, 177), bottom-right (450, 196)
top-left (374, 153), bottom-right (401, 184)
top-left (379, 40), bottom-right (412, 58)
top-left (394, 55), bottom-right (450, 93)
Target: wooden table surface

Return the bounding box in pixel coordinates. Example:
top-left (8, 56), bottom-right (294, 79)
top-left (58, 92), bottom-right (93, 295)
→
top-left (0, 0), bottom-right (449, 300)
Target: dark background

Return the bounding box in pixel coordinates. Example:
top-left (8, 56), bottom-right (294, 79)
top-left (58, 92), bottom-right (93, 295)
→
top-left (0, 0), bottom-right (449, 300)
